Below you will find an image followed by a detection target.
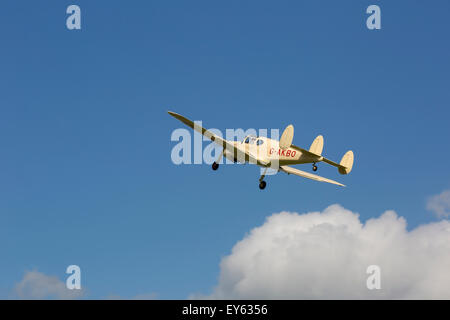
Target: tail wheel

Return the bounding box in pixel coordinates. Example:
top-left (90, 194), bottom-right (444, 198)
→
top-left (312, 164), bottom-right (318, 172)
top-left (212, 162), bottom-right (219, 170)
top-left (259, 180), bottom-right (267, 190)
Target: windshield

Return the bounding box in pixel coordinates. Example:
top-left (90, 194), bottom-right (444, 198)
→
top-left (243, 136), bottom-right (257, 144)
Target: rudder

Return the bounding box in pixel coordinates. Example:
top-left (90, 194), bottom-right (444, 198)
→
top-left (338, 150), bottom-right (354, 175)
top-left (309, 135), bottom-right (324, 155)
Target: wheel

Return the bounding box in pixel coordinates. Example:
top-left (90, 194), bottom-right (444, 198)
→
top-left (312, 164), bottom-right (318, 172)
top-left (212, 162), bottom-right (219, 170)
top-left (259, 180), bottom-right (267, 190)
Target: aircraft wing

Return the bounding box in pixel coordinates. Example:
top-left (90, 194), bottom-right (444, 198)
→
top-left (168, 111), bottom-right (229, 147)
top-left (168, 111), bottom-right (268, 166)
top-left (280, 165), bottom-right (345, 187)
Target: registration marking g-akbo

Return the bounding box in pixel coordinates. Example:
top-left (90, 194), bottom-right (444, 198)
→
top-left (270, 147), bottom-right (297, 157)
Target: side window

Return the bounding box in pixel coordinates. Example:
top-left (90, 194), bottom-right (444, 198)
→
top-left (244, 137), bottom-right (250, 144)
top-left (256, 139), bottom-right (264, 146)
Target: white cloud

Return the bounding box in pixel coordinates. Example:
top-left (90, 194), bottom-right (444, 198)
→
top-left (13, 270), bottom-right (85, 300)
top-left (427, 189), bottom-right (450, 218)
top-left (200, 204), bottom-right (450, 299)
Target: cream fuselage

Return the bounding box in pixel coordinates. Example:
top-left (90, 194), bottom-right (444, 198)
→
top-left (224, 136), bottom-right (318, 167)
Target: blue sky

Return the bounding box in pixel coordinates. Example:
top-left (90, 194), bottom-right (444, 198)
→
top-left (0, 1), bottom-right (449, 299)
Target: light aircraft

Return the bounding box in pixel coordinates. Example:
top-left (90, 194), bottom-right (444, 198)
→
top-left (168, 111), bottom-right (354, 190)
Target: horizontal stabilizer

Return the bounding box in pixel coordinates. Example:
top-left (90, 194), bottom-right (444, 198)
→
top-left (321, 150), bottom-right (355, 175)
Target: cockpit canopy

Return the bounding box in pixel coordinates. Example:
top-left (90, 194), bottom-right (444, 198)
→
top-left (243, 135), bottom-right (264, 145)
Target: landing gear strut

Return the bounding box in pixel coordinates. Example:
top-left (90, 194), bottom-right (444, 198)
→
top-left (312, 163), bottom-right (318, 172)
top-left (258, 167), bottom-right (268, 190)
top-left (212, 150), bottom-right (224, 171)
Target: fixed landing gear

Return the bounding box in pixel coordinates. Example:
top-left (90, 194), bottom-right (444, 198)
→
top-left (312, 163), bottom-right (318, 172)
top-left (258, 167), bottom-right (268, 190)
top-left (212, 150), bottom-right (224, 171)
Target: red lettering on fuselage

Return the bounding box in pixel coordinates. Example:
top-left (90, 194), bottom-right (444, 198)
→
top-left (271, 148), bottom-right (296, 158)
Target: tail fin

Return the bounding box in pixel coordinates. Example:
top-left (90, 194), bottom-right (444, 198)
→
top-left (338, 151), bottom-right (354, 175)
top-left (309, 135), bottom-right (324, 156)
top-left (280, 124), bottom-right (294, 150)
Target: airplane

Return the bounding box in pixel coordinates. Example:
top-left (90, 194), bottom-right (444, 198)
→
top-left (168, 111), bottom-right (354, 190)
